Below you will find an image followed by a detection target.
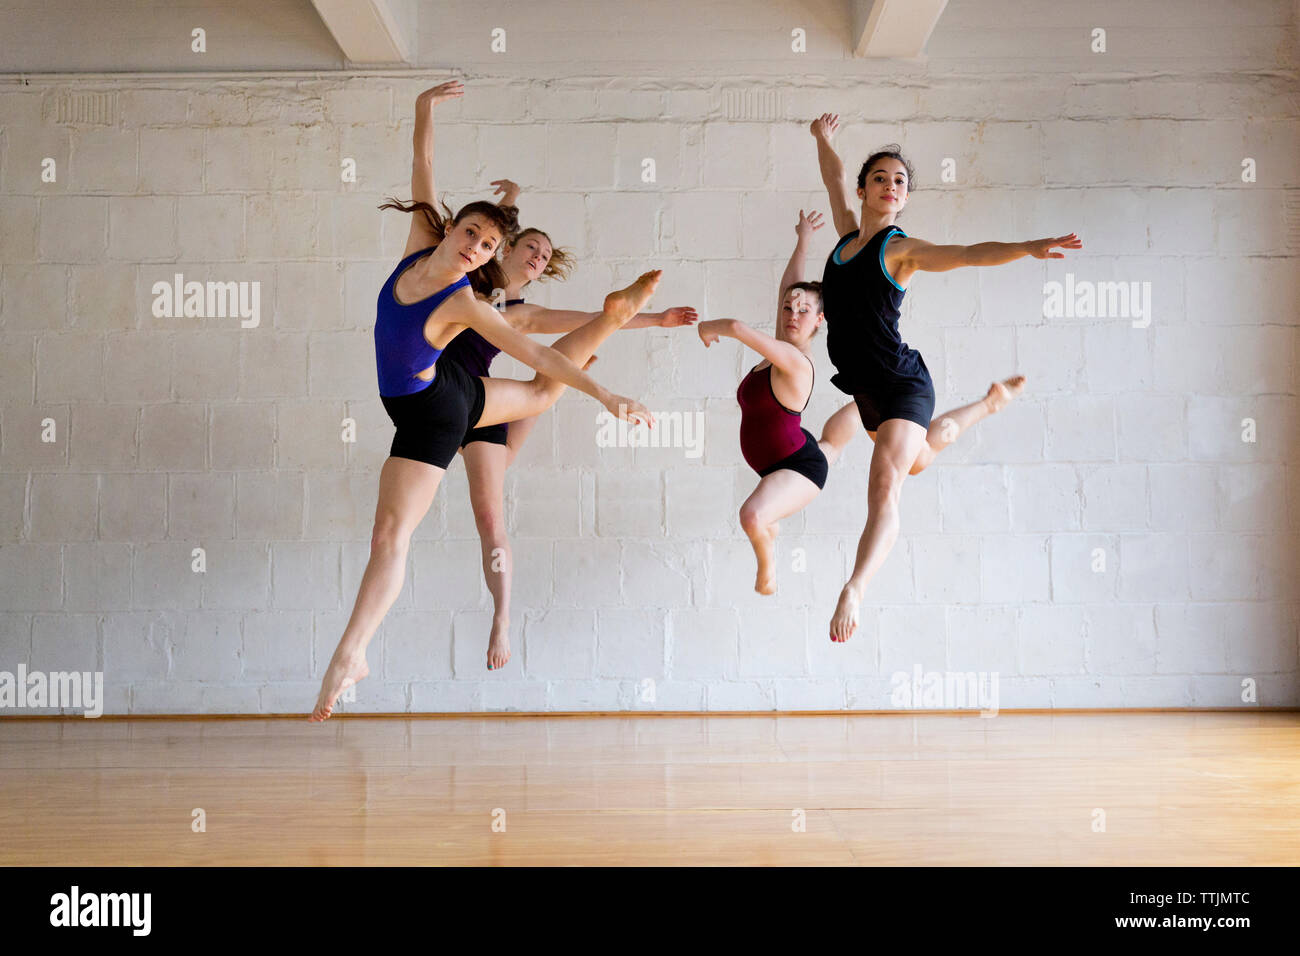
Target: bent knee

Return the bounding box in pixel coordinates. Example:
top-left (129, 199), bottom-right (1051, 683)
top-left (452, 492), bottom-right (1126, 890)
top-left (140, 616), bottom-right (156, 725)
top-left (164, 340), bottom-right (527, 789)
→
top-left (738, 505), bottom-right (766, 535)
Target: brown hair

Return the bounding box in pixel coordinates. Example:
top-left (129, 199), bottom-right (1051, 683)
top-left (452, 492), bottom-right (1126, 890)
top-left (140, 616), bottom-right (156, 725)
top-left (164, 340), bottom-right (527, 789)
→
top-left (511, 227), bottom-right (576, 282)
top-left (782, 280), bottom-right (824, 336)
top-left (783, 280), bottom-right (823, 308)
top-left (377, 197), bottom-right (519, 296)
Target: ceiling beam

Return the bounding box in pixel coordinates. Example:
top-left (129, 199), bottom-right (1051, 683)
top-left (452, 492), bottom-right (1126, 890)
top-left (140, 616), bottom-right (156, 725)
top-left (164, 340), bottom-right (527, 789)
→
top-left (851, 0), bottom-right (949, 58)
top-left (310, 0), bottom-right (412, 65)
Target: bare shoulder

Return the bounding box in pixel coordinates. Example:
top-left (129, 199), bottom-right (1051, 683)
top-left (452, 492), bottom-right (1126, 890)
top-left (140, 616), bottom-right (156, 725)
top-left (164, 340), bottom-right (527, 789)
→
top-left (887, 234), bottom-right (928, 263)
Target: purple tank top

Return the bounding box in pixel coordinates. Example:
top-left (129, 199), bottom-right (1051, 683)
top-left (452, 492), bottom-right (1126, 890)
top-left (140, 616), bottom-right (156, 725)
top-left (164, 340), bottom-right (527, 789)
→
top-left (438, 298), bottom-right (526, 377)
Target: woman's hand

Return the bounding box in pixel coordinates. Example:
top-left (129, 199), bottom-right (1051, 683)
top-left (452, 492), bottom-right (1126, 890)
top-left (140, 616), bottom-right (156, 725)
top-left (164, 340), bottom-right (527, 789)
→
top-left (491, 178), bottom-right (520, 206)
top-left (659, 306), bottom-right (699, 328)
top-left (809, 113), bottom-right (840, 141)
top-left (795, 208), bottom-right (825, 243)
top-left (1024, 233), bottom-right (1083, 259)
top-left (604, 394), bottom-right (655, 427)
top-left (416, 80), bottom-right (464, 111)
top-left (697, 319), bottom-right (726, 347)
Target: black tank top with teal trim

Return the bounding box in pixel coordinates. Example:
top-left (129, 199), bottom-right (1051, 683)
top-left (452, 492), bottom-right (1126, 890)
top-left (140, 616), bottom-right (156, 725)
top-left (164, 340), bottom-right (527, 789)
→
top-left (819, 225), bottom-right (927, 395)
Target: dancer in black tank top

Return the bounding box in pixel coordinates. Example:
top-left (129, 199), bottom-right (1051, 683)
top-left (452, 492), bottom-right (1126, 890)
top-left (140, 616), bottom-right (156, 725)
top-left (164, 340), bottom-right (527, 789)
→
top-left (809, 113), bottom-right (1082, 643)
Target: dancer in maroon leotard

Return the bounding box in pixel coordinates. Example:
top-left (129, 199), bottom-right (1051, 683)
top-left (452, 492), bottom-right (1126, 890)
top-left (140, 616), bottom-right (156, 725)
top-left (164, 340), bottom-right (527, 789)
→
top-left (697, 209), bottom-right (860, 595)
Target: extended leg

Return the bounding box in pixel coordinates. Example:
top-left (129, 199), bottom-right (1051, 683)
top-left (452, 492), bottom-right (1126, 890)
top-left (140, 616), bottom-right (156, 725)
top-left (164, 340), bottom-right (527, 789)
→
top-left (474, 273), bottom-right (659, 428)
top-left (311, 456), bottom-right (444, 720)
top-left (864, 376), bottom-right (1027, 475)
top-left (829, 419), bottom-right (927, 642)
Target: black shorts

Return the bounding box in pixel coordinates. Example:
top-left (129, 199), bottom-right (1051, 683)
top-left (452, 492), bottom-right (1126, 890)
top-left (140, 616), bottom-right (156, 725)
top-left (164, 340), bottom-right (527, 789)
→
top-left (832, 353), bottom-right (936, 432)
top-left (461, 420), bottom-right (508, 448)
top-left (836, 372), bottom-right (936, 432)
top-left (380, 360), bottom-right (486, 469)
top-left (757, 428), bottom-right (829, 490)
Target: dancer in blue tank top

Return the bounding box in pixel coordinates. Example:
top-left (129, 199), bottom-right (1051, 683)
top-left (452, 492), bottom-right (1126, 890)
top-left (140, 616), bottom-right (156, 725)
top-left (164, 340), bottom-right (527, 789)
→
top-left (312, 80), bottom-right (663, 721)
top-left (809, 112), bottom-right (1082, 643)
top-left (442, 178), bottom-right (699, 672)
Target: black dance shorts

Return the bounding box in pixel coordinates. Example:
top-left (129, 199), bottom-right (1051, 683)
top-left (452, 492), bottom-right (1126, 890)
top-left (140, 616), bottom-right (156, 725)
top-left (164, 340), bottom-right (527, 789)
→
top-left (460, 420), bottom-right (508, 449)
top-left (380, 359), bottom-right (486, 469)
top-left (832, 350), bottom-right (937, 433)
top-left (836, 369), bottom-right (936, 433)
top-left (757, 428), bottom-right (829, 490)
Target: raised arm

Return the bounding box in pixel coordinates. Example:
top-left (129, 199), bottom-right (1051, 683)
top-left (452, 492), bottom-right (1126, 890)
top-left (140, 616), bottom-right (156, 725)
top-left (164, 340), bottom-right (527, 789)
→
top-left (777, 209), bottom-right (825, 313)
top-left (403, 80), bottom-right (464, 258)
top-left (810, 114), bottom-right (858, 238)
top-left (459, 297), bottom-right (652, 424)
top-left (889, 233), bottom-right (1083, 285)
top-left (697, 318), bottom-right (811, 382)
top-left (490, 177), bottom-right (521, 208)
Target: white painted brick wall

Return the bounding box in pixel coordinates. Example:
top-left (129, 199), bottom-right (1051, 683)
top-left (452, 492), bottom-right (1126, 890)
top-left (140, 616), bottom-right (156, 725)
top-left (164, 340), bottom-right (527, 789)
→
top-left (0, 1), bottom-right (1296, 715)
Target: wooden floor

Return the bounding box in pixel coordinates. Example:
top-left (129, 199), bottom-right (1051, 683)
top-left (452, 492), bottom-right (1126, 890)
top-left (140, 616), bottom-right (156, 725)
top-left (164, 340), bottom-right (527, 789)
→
top-left (2, 712), bottom-right (1297, 865)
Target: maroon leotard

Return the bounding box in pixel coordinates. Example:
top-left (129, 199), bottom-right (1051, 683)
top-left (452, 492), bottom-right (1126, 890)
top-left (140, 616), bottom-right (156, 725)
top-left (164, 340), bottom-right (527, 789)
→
top-left (736, 359), bottom-right (813, 473)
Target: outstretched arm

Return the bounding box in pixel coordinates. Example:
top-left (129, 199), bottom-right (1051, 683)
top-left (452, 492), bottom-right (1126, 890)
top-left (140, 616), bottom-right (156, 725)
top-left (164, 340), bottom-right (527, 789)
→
top-left (890, 233), bottom-right (1083, 285)
top-left (697, 319), bottom-right (810, 382)
top-left (810, 114), bottom-right (858, 238)
top-left (403, 79), bottom-right (463, 259)
top-left (510, 302), bottom-right (698, 334)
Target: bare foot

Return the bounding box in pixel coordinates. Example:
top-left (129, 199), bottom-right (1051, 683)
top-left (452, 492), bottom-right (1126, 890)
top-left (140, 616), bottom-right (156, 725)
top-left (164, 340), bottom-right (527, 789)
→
top-left (487, 618), bottom-right (511, 671)
top-left (755, 565), bottom-right (776, 595)
top-left (309, 653), bottom-right (369, 722)
top-left (984, 375), bottom-right (1026, 414)
top-left (602, 270), bottom-right (662, 326)
top-left (829, 584), bottom-right (861, 642)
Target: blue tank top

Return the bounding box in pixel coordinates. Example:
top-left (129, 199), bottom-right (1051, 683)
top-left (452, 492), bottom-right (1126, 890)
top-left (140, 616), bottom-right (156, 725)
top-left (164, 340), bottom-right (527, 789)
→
top-left (438, 297), bottom-right (525, 378)
top-left (373, 247), bottom-right (472, 397)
